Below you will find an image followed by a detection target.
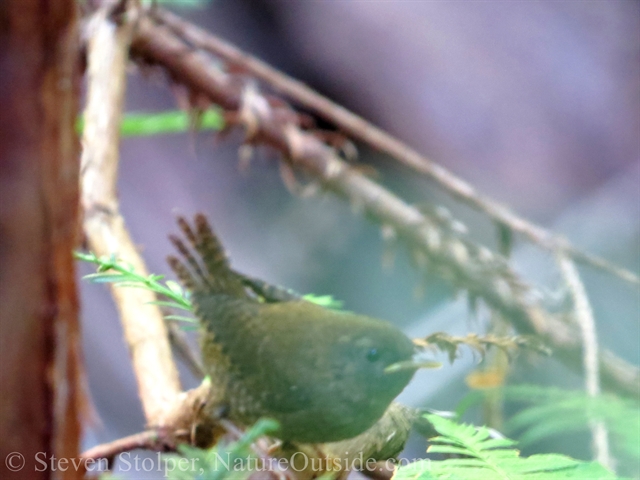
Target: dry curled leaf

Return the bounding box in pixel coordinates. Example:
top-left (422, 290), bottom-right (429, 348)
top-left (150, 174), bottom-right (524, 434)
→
top-left (414, 332), bottom-right (550, 364)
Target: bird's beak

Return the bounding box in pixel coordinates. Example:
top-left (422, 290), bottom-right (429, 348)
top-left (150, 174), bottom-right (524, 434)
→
top-left (384, 359), bottom-right (441, 374)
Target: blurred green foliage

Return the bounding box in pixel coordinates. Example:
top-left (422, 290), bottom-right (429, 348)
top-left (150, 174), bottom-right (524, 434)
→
top-left (76, 109), bottom-right (224, 137)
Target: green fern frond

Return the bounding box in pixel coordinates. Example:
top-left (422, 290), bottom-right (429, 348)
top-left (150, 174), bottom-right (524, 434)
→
top-left (75, 251), bottom-right (195, 323)
top-left (457, 385), bottom-right (640, 468)
top-left (502, 386), bottom-right (640, 461)
top-left (76, 251), bottom-right (346, 323)
top-left (394, 414), bottom-right (618, 480)
top-left (163, 418), bottom-right (279, 480)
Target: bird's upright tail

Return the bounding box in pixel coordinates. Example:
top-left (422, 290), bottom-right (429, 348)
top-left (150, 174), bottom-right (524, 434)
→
top-left (168, 214), bottom-right (247, 298)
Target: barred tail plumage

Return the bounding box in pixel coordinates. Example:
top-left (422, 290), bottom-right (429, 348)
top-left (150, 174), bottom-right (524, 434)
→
top-left (168, 214), bottom-right (247, 298)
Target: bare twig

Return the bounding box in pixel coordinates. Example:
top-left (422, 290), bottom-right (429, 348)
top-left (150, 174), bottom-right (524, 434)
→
top-left (557, 254), bottom-right (612, 470)
top-left (150, 7), bottom-right (639, 287)
top-left (80, 1), bottom-right (182, 425)
top-left (81, 430), bottom-right (167, 462)
top-left (129, 18), bottom-right (640, 398)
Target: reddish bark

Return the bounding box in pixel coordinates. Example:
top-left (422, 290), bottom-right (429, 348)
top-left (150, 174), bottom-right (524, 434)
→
top-left (0, 1), bottom-right (83, 479)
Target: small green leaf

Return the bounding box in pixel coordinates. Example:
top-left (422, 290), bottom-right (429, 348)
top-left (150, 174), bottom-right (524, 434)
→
top-left (76, 250), bottom-right (193, 314)
top-left (77, 109), bottom-right (224, 138)
top-left (166, 280), bottom-right (184, 296)
top-left (303, 294), bottom-right (344, 310)
top-left (83, 273), bottom-right (127, 283)
top-left (164, 314), bottom-right (197, 323)
top-left (148, 300), bottom-right (192, 312)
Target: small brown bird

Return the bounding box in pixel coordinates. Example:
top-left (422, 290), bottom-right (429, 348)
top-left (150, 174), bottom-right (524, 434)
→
top-left (168, 214), bottom-right (417, 444)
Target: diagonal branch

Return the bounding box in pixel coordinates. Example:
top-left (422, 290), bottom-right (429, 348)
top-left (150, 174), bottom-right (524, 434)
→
top-left (150, 7), bottom-right (639, 288)
top-left (129, 17), bottom-right (639, 398)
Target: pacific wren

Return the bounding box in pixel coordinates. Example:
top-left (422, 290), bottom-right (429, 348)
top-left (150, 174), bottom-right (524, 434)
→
top-left (168, 214), bottom-right (416, 443)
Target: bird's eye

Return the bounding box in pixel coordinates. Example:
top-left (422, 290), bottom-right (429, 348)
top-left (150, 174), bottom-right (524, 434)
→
top-left (366, 348), bottom-right (381, 362)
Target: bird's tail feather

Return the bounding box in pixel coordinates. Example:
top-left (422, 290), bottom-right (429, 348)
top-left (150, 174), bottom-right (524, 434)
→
top-left (168, 214), bottom-right (247, 298)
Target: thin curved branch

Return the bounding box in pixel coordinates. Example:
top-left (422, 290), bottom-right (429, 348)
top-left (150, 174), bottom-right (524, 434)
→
top-left (557, 254), bottom-right (611, 469)
top-left (81, 430), bottom-right (166, 462)
top-left (150, 7), bottom-right (639, 288)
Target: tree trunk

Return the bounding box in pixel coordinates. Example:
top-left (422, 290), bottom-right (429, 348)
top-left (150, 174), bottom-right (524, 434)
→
top-left (0, 1), bottom-right (83, 479)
